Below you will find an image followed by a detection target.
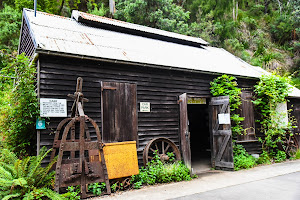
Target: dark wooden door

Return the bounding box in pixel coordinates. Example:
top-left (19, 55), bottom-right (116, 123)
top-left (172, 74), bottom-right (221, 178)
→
top-left (101, 82), bottom-right (137, 143)
top-left (179, 93), bottom-right (191, 170)
top-left (238, 91), bottom-right (256, 141)
top-left (209, 96), bottom-right (234, 170)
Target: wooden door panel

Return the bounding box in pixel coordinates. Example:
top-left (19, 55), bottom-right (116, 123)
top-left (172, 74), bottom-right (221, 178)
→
top-left (210, 96), bottom-right (234, 170)
top-left (179, 93), bottom-right (191, 170)
top-left (238, 91), bottom-right (256, 141)
top-left (101, 82), bottom-right (137, 143)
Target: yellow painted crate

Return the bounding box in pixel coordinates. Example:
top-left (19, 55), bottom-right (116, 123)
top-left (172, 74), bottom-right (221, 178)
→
top-left (90, 141), bottom-right (139, 180)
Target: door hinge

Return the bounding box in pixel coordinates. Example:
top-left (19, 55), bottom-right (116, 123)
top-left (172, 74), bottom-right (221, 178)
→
top-left (101, 86), bottom-right (117, 91)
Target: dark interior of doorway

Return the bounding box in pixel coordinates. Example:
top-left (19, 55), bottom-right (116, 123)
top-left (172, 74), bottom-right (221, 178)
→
top-left (187, 104), bottom-right (211, 174)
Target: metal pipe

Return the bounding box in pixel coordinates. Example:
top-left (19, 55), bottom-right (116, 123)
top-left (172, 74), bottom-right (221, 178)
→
top-left (34, 0), bottom-right (37, 17)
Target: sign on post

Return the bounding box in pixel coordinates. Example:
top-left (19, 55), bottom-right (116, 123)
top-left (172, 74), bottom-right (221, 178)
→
top-left (40, 98), bottom-right (67, 117)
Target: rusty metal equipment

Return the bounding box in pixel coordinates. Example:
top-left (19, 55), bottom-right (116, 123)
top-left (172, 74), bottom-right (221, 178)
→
top-left (90, 141), bottom-right (139, 180)
top-left (50, 77), bottom-right (111, 198)
top-left (143, 137), bottom-right (181, 166)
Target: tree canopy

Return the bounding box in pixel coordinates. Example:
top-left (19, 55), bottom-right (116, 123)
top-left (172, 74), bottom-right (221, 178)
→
top-left (0, 0), bottom-right (299, 76)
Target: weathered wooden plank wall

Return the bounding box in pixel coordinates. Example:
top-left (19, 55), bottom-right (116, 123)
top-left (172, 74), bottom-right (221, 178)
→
top-left (18, 18), bottom-right (35, 59)
top-left (288, 98), bottom-right (300, 144)
top-left (38, 54), bottom-right (259, 164)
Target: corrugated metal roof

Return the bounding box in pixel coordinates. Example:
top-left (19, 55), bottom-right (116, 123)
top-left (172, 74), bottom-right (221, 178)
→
top-left (71, 10), bottom-right (209, 46)
top-left (22, 9), bottom-right (300, 97)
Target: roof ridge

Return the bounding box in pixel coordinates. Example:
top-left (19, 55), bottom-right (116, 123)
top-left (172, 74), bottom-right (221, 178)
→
top-left (24, 8), bottom-right (74, 21)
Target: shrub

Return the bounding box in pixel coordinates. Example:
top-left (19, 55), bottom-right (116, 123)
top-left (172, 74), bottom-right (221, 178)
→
top-left (274, 150), bottom-right (287, 163)
top-left (88, 182), bottom-right (106, 196)
top-left (0, 53), bottom-right (38, 156)
top-left (131, 152), bottom-right (192, 188)
top-left (233, 145), bottom-right (256, 170)
top-left (61, 186), bottom-right (80, 200)
top-left (270, 15), bottom-right (294, 45)
top-left (0, 147), bottom-right (63, 199)
top-left (256, 150), bottom-right (272, 165)
top-left (294, 149), bottom-right (300, 159)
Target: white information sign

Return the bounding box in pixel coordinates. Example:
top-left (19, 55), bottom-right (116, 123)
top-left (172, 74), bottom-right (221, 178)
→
top-left (140, 102), bottom-right (150, 112)
top-left (40, 98), bottom-right (67, 117)
top-left (218, 113), bottom-right (231, 125)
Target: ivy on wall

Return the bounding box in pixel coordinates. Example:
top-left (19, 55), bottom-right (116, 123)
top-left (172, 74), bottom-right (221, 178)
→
top-left (253, 74), bottom-right (295, 158)
top-left (210, 74), bottom-right (244, 137)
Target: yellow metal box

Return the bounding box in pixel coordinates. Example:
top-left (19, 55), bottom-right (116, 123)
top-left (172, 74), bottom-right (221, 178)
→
top-left (90, 141), bottom-right (139, 180)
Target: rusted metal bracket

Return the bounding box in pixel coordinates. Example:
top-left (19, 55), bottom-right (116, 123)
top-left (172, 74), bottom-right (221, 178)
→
top-left (101, 86), bottom-right (117, 91)
top-left (51, 77), bottom-right (111, 198)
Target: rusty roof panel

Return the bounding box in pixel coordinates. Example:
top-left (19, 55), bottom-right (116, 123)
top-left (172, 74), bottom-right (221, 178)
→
top-left (71, 10), bottom-right (209, 46)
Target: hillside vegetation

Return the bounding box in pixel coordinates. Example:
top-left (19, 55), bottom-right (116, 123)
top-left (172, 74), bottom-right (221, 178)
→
top-left (0, 1), bottom-right (299, 82)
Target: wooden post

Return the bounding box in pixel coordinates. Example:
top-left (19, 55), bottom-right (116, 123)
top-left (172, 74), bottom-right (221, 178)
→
top-left (109, 0), bottom-right (116, 15)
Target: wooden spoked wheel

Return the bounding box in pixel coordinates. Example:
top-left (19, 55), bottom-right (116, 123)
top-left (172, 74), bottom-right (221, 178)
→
top-left (143, 137), bottom-right (181, 166)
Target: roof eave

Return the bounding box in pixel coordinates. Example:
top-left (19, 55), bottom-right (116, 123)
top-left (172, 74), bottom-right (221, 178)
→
top-left (36, 48), bottom-right (260, 80)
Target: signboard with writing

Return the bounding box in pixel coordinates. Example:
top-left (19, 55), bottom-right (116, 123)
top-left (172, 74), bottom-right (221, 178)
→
top-left (187, 97), bottom-right (206, 104)
top-left (140, 102), bottom-right (150, 112)
top-left (40, 98), bottom-right (67, 117)
top-left (218, 113), bottom-right (231, 125)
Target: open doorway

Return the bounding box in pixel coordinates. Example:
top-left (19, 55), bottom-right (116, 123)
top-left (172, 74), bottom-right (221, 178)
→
top-left (187, 103), bottom-right (211, 174)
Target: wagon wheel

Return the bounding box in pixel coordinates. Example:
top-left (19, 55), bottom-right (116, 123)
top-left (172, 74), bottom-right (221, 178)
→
top-left (285, 134), bottom-right (299, 157)
top-left (111, 181), bottom-right (121, 192)
top-left (122, 178), bottom-right (132, 190)
top-left (143, 137), bottom-right (181, 166)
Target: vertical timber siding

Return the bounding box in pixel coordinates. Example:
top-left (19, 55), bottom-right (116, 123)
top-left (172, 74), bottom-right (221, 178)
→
top-left (18, 17), bottom-right (35, 59)
top-left (38, 54), bottom-right (258, 164)
top-left (288, 98), bottom-right (300, 144)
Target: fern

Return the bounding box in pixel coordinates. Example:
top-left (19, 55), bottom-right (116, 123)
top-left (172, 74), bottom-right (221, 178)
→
top-left (2, 193), bottom-right (21, 200)
top-left (0, 147), bottom-right (64, 199)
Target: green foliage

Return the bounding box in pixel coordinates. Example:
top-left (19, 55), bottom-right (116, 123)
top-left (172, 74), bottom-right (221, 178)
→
top-left (233, 145), bottom-right (256, 170)
top-left (0, 52), bottom-right (39, 156)
top-left (114, 0), bottom-right (190, 34)
top-left (61, 186), bottom-right (80, 200)
top-left (110, 182), bottom-right (118, 192)
top-left (87, 1), bottom-right (108, 16)
top-left (14, 0), bottom-right (59, 13)
top-left (0, 147), bottom-right (63, 200)
top-left (210, 74), bottom-right (244, 137)
top-left (131, 151), bottom-right (192, 188)
top-left (293, 149), bottom-right (300, 159)
top-left (270, 15), bottom-right (294, 45)
top-left (0, 5), bottom-right (22, 53)
top-left (256, 150), bottom-right (272, 165)
top-left (253, 74), bottom-right (293, 157)
top-left (88, 182), bottom-right (106, 196)
top-left (274, 150), bottom-right (287, 163)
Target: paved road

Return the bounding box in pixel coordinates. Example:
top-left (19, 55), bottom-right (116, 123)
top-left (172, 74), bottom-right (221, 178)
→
top-left (171, 172), bottom-right (300, 200)
top-left (93, 160), bottom-right (300, 200)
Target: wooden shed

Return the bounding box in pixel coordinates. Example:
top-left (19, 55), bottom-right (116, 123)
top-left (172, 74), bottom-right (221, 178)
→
top-left (19, 9), bottom-right (300, 172)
